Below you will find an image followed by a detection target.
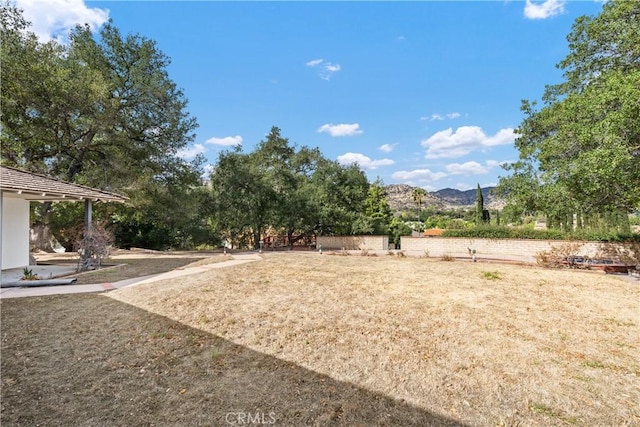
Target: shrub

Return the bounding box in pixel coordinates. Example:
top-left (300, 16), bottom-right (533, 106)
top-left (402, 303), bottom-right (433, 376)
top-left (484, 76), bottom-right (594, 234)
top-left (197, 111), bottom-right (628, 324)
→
top-left (21, 267), bottom-right (39, 280)
top-left (535, 242), bottom-right (582, 268)
top-left (73, 224), bottom-right (114, 271)
top-left (481, 271), bottom-right (502, 280)
top-left (442, 226), bottom-right (640, 242)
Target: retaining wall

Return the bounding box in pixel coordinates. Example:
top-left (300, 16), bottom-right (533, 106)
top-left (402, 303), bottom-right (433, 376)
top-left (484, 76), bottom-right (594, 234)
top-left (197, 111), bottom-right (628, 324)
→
top-left (316, 235), bottom-right (389, 251)
top-left (399, 236), bottom-right (638, 264)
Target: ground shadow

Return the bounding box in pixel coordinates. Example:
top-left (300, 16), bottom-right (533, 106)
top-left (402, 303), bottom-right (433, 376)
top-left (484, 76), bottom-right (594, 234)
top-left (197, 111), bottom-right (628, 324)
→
top-left (1, 294), bottom-right (469, 427)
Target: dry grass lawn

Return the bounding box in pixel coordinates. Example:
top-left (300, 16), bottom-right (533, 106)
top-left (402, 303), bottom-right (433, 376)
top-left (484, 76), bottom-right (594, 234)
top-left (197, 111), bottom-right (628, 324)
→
top-left (2, 252), bottom-right (639, 426)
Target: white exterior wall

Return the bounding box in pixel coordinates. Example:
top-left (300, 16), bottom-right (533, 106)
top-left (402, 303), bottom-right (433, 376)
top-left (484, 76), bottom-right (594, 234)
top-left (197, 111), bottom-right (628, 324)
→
top-left (1, 195), bottom-right (30, 270)
top-left (316, 235), bottom-right (389, 250)
top-left (400, 236), bottom-right (638, 264)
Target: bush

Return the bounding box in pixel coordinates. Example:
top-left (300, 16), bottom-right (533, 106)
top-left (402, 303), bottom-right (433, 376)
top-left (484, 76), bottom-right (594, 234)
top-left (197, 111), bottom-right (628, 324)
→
top-left (535, 243), bottom-right (582, 268)
top-left (442, 226), bottom-right (565, 240)
top-left (442, 226), bottom-right (640, 242)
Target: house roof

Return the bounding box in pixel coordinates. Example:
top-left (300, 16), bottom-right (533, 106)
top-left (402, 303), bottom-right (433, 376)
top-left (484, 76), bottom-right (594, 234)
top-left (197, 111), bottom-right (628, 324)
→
top-left (423, 228), bottom-right (445, 237)
top-left (0, 165), bottom-right (128, 202)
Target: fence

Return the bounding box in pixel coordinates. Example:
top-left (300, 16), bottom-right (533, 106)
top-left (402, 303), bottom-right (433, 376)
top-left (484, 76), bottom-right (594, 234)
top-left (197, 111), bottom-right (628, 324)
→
top-left (400, 236), bottom-right (639, 264)
top-left (316, 235), bottom-right (389, 251)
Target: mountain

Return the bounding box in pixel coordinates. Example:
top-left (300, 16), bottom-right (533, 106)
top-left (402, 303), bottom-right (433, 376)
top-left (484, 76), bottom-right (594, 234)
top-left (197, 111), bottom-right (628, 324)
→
top-left (385, 184), bottom-right (448, 211)
top-left (433, 187), bottom-right (500, 207)
top-left (385, 184), bottom-right (505, 213)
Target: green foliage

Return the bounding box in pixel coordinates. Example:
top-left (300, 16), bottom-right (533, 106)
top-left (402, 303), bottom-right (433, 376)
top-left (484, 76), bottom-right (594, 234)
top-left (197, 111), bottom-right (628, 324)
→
top-left (497, 0), bottom-right (640, 228)
top-left (442, 225), bottom-right (640, 242)
top-left (481, 271), bottom-right (503, 281)
top-left (1, 6), bottom-right (205, 250)
top-left (21, 267), bottom-right (39, 281)
top-left (444, 226), bottom-right (566, 240)
top-left (411, 187), bottom-right (427, 222)
top-left (475, 183), bottom-right (485, 225)
top-left (208, 127), bottom-right (370, 249)
top-left (365, 179), bottom-right (392, 231)
top-left (388, 217), bottom-right (412, 248)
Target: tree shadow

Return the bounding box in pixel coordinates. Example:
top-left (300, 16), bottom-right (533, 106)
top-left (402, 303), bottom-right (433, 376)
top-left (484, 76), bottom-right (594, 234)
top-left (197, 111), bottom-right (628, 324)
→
top-left (1, 294), bottom-right (469, 427)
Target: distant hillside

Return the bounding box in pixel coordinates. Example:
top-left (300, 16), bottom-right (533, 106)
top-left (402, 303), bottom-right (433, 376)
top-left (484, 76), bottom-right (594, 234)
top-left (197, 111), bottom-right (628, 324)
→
top-left (433, 187), bottom-right (501, 207)
top-left (386, 184), bottom-right (448, 211)
top-left (385, 184), bottom-right (505, 213)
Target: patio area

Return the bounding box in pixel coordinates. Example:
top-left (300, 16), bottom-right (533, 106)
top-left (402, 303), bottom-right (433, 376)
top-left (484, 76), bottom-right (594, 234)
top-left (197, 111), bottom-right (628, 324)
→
top-left (1, 263), bottom-right (79, 287)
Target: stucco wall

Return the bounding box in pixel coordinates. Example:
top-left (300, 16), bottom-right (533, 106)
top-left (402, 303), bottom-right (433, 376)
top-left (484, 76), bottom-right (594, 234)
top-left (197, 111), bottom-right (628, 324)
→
top-left (1, 195), bottom-right (30, 270)
top-left (400, 236), bottom-right (638, 264)
top-left (316, 235), bottom-right (389, 250)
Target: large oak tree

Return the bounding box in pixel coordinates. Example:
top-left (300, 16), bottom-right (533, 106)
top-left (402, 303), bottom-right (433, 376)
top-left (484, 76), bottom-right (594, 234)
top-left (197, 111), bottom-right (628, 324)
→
top-left (498, 0), bottom-right (640, 230)
top-left (1, 6), bottom-right (207, 249)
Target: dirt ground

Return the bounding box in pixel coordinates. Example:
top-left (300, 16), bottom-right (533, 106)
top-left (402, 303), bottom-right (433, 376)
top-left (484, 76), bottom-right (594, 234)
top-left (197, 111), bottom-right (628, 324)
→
top-left (2, 252), bottom-right (639, 426)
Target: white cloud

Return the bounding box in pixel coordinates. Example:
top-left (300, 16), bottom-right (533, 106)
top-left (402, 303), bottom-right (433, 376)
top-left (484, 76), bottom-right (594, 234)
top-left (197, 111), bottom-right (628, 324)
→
top-left (177, 143), bottom-right (206, 160)
top-left (485, 159), bottom-right (510, 169)
top-left (16, 0), bottom-right (109, 43)
top-left (379, 143), bottom-right (395, 153)
top-left (445, 161), bottom-right (489, 176)
top-left (325, 63), bottom-right (341, 73)
top-left (205, 135), bottom-right (243, 146)
top-left (453, 183), bottom-right (475, 191)
top-left (421, 126), bottom-right (516, 159)
top-left (524, 0), bottom-right (565, 20)
top-left (307, 58), bottom-right (341, 80)
top-left (317, 123), bottom-right (363, 137)
top-left (391, 169), bottom-right (447, 182)
top-left (420, 112), bottom-right (461, 121)
top-left (337, 153), bottom-right (394, 170)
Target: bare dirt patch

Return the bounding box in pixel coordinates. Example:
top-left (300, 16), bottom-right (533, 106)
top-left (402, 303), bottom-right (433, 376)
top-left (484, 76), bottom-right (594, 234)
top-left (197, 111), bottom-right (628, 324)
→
top-left (2, 253), bottom-right (639, 426)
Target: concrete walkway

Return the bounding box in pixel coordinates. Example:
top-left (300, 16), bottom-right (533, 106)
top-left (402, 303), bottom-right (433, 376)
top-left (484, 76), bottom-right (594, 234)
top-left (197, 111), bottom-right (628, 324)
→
top-left (0, 253), bottom-right (261, 299)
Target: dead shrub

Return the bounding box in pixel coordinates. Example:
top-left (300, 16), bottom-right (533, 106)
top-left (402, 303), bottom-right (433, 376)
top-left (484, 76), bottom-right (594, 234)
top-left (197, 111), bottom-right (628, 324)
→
top-left (596, 242), bottom-right (640, 265)
top-left (73, 223), bottom-right (114, 271)
top-left (535, 242), bottom-right (582, 268)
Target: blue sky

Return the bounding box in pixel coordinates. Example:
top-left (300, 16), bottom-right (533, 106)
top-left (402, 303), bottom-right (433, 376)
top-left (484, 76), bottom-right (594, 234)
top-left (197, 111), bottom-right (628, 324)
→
top-left (17, 0), bottom-right (604, 191)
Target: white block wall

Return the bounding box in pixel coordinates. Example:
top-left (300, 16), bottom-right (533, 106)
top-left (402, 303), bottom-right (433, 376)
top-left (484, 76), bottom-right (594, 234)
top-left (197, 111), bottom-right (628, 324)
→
top-left (316, 235), bottom-right (389, 250)
top-left (400, 236), bottom-right (638, 264)
top-left (1, 195), bottom-right (30, 270)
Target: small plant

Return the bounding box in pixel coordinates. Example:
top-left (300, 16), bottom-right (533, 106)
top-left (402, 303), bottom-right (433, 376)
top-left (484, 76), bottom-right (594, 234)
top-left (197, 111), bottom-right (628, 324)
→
top-left (529, 402), bottom-right (559, 417)
top-left (396, 250), bottom-right (406, 258)
top-left (360, 248), bottom-right (369, 256)
top-left (440, 253), bottom-right (455, 261)
top-left (481, 271), bottom-right (502, 280)
top-left (196, 314), bottom-right (210, 325)
top-left (583, 359), bottom-right (606, 369)
top-left (21, 267), bottom-right (39, 280)
top-left (423, 250), bottom-right (430, 258)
